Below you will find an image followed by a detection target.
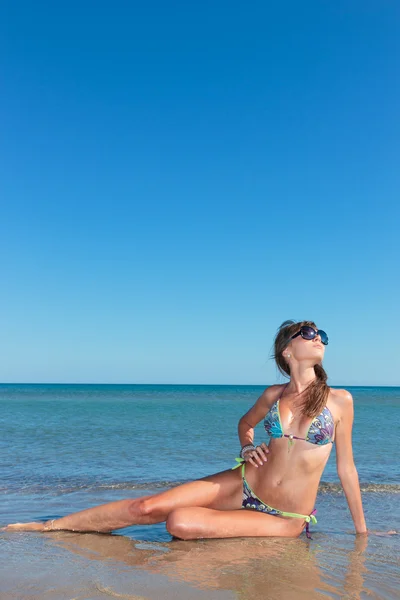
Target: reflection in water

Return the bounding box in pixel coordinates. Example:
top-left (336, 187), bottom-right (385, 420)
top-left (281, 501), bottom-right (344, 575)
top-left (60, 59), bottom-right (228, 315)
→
top-left (344, 535), bottom-right (368, 599)
top-left (48, 532), bottom-right (369, 600)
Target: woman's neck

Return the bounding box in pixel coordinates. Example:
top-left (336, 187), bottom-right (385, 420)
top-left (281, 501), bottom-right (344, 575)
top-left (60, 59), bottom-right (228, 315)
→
top-left (287, 364), bottom-right (316, 395)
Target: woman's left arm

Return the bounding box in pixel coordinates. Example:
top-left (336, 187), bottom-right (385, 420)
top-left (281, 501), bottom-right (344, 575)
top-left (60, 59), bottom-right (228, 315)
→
top-left (334, 390), bottom-right (367, 534)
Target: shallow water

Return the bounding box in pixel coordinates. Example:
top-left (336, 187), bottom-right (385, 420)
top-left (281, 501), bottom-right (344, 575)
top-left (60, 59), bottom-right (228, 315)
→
top-left (1, 526), bottom-right (399, 599)
top-left (1, 384), bottom-right (399, 598)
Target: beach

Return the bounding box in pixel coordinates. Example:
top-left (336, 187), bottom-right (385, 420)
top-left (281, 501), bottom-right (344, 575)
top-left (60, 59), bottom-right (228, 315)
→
top-left (1, 384), bottom-right (399, 599)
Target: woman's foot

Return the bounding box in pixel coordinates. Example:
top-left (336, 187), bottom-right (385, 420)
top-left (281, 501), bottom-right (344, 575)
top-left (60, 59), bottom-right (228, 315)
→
top-left (1, 522), bottom-right (47, 532)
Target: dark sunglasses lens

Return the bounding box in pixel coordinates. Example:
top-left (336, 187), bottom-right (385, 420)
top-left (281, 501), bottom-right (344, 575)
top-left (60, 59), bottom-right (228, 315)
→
top-left (318, 330), bottom-right (329, 345)
top-left (301, 326), bottom-right (316, 340)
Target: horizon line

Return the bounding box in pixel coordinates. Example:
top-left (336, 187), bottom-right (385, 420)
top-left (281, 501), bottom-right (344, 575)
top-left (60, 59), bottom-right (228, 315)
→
top-left (0, 382), bottom-right (399, 388)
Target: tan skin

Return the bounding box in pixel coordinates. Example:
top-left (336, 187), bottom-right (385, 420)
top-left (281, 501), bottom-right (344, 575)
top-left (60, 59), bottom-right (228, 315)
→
top-left (2, 329), bottom-right (395, 538)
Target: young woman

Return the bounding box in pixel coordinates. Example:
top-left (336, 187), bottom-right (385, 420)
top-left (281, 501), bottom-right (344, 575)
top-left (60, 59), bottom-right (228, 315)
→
top-left (3, 320), bottom-right (368, 539)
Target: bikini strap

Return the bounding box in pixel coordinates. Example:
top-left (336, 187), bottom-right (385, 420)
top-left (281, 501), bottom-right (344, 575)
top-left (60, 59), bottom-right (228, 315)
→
top-left (305, 509), bottom-right (318, 539)
top-left (280, 382), bottom-right (289, 401)
top-left (232, 457), bottom-right (245, 473)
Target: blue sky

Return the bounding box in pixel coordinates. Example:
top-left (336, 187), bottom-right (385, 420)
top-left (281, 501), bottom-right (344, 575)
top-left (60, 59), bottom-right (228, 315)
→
top-left (0, 1), bottom-right (399, 385)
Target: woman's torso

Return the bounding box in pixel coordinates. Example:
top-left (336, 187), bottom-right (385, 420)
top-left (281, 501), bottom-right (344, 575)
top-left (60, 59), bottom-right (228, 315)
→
top-left (244, 384), bottom-right (339, 515)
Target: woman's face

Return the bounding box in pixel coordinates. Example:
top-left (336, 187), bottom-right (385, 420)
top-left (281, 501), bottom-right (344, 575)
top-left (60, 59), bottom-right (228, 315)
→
top-left (285, 326), bottom-right (326, 364)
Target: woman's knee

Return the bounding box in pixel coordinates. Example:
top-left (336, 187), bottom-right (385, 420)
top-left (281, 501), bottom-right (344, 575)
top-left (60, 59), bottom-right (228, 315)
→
top-left (166, 509), bottom-right (197, 540)
top-left (285, 518), bottom-right (306, 538)
top-left (127, 497), bottom-right (154, 520)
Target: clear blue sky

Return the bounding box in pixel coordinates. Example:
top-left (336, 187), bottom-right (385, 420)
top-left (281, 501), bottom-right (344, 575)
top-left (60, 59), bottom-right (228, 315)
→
top-left (1, 1), bottom-right (399, 385)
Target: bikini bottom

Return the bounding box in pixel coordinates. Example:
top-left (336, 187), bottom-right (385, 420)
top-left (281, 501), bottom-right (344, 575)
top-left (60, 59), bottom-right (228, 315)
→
top-left (232, 458), bottom-right (317, 539)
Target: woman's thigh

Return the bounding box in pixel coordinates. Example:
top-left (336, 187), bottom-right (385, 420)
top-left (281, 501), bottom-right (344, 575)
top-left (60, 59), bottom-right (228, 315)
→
top-left (142, 468), bottom-right (243, 517)
top-left (166, 506), bottom-right (304, 540)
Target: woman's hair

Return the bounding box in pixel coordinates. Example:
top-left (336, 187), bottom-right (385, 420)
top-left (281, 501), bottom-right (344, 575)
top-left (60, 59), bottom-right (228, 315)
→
top-left (273, 319), bottom-right (330, 417)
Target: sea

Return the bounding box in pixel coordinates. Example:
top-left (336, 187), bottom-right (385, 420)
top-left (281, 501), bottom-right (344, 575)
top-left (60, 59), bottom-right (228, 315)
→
top-left (1, 384), bottom-right (399, 599)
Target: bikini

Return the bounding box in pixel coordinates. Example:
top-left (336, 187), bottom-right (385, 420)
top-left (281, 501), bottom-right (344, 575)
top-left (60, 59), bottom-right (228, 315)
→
top-left (232, 385), bottom-right (335, 539)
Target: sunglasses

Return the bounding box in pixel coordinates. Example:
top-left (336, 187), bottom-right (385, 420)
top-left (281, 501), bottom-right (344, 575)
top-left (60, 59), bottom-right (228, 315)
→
top-left (291, 326), bottom-right (329, 346)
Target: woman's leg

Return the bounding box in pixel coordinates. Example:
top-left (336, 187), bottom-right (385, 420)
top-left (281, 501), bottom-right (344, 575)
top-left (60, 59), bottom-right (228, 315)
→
top-left (3, 468), bottom-right (243, 533)
top-left (166, 507), bottom-right (305, 540)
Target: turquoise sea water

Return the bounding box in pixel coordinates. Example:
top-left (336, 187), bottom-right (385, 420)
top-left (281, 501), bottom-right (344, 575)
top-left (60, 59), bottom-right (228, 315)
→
top-left (1, 384), bottom-right (399, 599)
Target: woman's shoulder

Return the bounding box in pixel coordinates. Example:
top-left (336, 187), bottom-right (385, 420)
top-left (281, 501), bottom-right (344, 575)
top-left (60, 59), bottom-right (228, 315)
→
top-left (257, 384), bottom-right (286, 407)
top-left (328, 387), bottom-right (353, 402)
top-left (265, 383), bottom-right (287, 400)
top-left (328, 387), bottom-right (354, 418)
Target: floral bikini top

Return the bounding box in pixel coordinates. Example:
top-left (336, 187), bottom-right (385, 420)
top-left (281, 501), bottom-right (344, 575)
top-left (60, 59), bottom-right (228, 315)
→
top-left (264, 386), bottom-right (335, 446)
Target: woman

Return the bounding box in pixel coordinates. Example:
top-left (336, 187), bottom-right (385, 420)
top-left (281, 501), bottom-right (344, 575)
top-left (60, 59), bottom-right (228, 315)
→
top-left (3, 320), bottom-right (367, 538)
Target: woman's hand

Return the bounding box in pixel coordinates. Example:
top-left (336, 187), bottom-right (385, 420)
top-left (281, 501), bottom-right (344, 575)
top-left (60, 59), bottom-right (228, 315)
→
top-left (242, 443), bottom-right (269, 468)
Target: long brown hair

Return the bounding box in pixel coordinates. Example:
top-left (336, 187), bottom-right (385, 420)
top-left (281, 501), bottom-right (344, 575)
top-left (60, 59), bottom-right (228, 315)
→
top-left (273, 319), bottom-right (330, 417)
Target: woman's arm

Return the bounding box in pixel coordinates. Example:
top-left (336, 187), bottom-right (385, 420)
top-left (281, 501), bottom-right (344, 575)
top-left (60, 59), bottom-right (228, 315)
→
top-left (237, 385), bottom-right (280, 467)
top-left (334, 390), bottom-right (367, 534)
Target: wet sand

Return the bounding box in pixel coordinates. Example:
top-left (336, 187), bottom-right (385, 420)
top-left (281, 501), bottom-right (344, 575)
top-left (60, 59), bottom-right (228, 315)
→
top-left (1, 528), bottom-right (399, 600)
